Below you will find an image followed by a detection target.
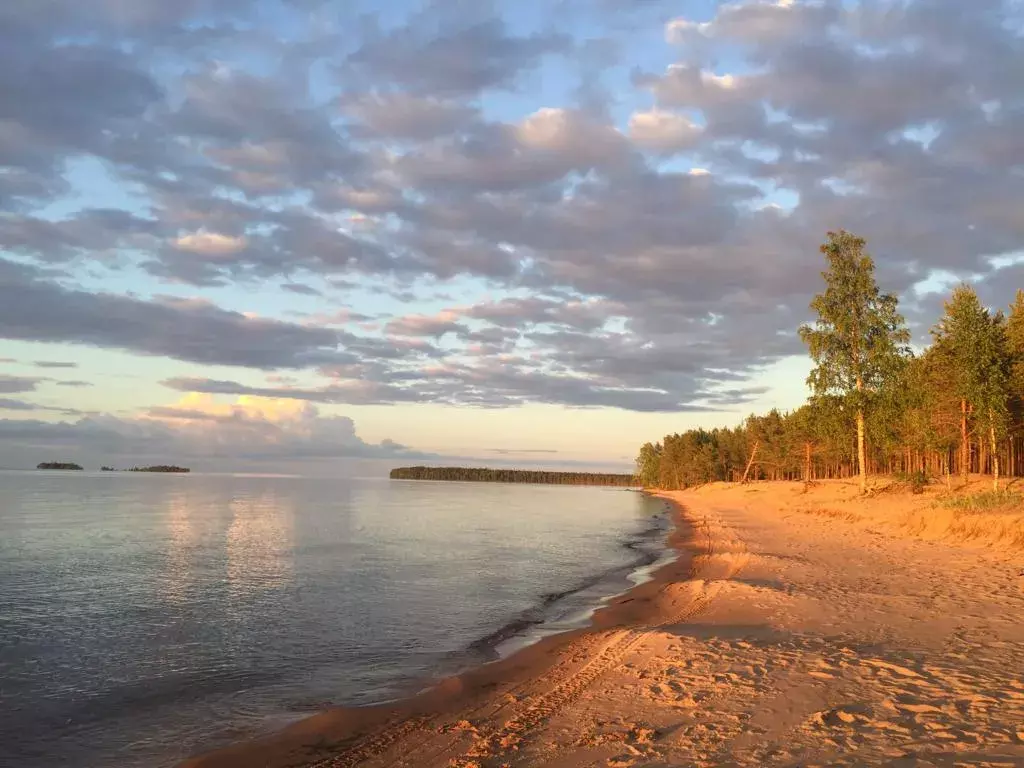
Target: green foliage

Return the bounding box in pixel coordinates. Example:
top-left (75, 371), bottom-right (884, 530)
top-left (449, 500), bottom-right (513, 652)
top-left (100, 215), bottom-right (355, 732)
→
top-left (798, 231), bottom-right (911, 490)
top-left (799, 230), bottom-right (911, 405)
top-left (933, 285), bottom-right (1010, 432)
top-left (390, 466), bottom-right (635, 486)
top-left (893, 470), bottom-right (929, 494)
top-left (36, 462), bottom-right (83, 470)
top-left (635, 442), bottom-right (662, 487)
top-left (1006, 289), bottom-right (1024, 400)
top-left (635, 232), bottom-right (1024, 489)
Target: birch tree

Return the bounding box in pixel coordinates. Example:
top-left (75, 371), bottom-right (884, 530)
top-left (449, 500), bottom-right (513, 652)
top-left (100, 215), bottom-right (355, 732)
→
top-left (799, 231), bottom-right (911, 493)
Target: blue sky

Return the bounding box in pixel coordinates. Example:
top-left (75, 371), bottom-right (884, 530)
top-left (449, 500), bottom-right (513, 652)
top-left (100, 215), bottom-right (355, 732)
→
top-left (1, 0), bottom-right (1023, 471)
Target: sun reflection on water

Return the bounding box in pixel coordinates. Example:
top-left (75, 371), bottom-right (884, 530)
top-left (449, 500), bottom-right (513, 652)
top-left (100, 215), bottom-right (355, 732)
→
top-left (225, 492), bottom-right (295, 598)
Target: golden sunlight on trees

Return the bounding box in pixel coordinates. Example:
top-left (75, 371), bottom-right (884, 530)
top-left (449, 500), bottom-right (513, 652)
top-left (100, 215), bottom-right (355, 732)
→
top-left (636, 234), bottom-right (1024, 493)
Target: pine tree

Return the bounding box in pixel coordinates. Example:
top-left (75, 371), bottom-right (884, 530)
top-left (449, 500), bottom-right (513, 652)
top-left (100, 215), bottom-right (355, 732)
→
top-left (979, 312), bottom-right (1011, 490)
top-left (799, 231), bottom-right (911, 493)
top-left (931, 285), bottom-right (1011, 488)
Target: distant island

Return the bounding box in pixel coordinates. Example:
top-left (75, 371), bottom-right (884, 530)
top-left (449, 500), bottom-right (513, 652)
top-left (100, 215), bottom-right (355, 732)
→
top-left (390, 466), bottom-right (635, 486)
top-left (127, 465), bottom-right (191, 473)
top-left (99, 465), bottom-right (191, 473)
top-left (37, 462), bottom-right (83, 471)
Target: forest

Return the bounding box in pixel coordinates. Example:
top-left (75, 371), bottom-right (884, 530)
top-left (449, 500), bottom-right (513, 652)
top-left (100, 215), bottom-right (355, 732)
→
top-left (390, 466), bottom-right (636, 486)
top-left (636, 231), bottom-right (1024, 493)
top-left (36, 462), bottom-right (83, 471)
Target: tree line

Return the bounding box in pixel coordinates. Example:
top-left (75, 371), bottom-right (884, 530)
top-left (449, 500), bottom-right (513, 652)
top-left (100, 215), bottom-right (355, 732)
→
top-left (636, 231), bottom-right (1024, 493)
top-left (390, 466), bottom-right (636, 486)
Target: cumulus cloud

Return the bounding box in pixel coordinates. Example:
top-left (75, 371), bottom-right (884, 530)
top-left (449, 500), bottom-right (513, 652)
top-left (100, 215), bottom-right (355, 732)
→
top-left (627, 109), bottom-right (703, 154)
top-left (0, 392), bottom-right (431, 468)
top-left (172, 230), bottom-right (248, 257)
top-left (0, 0), bottom-right (1023, 423)
top-left (346, 16), bottom-right (569, 97)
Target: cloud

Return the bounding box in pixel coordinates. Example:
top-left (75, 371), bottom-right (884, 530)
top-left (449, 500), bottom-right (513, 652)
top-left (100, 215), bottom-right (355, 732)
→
top-left (0, 392), bottom-right (432, 468)
top-left (172, 230), bottom-right (248, 257)
top-left (346, 16), bottom-right (569, 97)
top-left (34, 360), bottom-right (77, 369)
top-left (281, 282), bottom-right (323, 297)
top-left (0, 397), bottom-right (38, 411)
top-left (0, 258), bottom-right (345, 369)
top-left (488, 448), bottom-right (559, 455)
top-left (0, 374), bottom-right (41, 394)
top-left (627, 109), bottom-right (703, 154)
top-left (385, 310), bottom-right (466, 338)
top-left (344, 93), bottom-right (480, 140)
top-left (1, 0), bottom-right (1023, 419)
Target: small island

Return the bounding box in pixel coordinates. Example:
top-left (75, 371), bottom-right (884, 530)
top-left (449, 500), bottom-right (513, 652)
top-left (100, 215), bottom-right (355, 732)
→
top-left (390, 466), bottom-right (635, 486)
top-left (129, 465), bottom-right (191, 473)
top-left (37, 462), bottom-right (84, 471)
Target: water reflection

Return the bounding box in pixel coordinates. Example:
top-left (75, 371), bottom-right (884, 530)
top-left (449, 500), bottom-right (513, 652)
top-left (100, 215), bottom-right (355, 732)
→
top-left (163, 492), bottom-right (201, 606)
top-left (226, 491), bottom-right (295, 597)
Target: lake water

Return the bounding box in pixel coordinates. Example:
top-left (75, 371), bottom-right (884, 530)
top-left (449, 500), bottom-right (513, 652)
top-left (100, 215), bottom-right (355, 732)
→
top-left (0, 471), bottom-right (667, 768)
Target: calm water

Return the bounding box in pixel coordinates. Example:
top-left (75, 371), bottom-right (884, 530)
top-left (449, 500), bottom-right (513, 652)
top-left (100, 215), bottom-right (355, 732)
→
top-left (0, 471), bottom-right (666, 768)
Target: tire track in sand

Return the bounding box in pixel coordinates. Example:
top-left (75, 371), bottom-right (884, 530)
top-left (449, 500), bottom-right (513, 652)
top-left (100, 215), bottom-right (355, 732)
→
top-left (463, 585), bottom-right (722, 764)
top-left (307, 716), bottom-right (429, 768)
top-left (309, 502), bottom-right (744, 767)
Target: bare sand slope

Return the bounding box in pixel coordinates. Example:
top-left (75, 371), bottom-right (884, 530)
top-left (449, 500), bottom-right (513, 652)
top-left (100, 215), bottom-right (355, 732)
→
top-left (185, 482), bottom-right (1024, 768)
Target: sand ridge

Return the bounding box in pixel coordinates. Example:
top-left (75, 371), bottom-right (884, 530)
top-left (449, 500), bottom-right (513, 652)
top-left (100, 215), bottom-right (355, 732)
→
top-left (182, 481), bottom-right (1024, 768)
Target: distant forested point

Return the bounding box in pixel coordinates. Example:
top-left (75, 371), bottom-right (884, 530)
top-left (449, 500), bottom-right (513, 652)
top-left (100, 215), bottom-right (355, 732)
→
top-left (127, 465), bottom-right (191, 473)
top-left (390, 466), bottom-right (636, 486)
top-left (37, 462), bottom-right (83, 471)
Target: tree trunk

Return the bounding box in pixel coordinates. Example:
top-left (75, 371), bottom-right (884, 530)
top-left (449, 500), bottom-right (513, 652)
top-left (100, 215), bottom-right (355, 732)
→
top-left (991, 422), bottom-right (1000, 493)
top-left (804, 442), bottom-right (812, 482)
top-left (960, 398), bottom-right (969, 483)
top-left (741, 441), bottom-right (759, 484)
top-left (856, 407), bottom-right (867, 493)
top-left (855, 370), bottom-right (867, 493)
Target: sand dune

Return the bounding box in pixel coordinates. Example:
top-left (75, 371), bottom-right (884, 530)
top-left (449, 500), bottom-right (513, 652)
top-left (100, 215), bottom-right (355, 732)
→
top-left (183, 480), bottom-right (1024, 767)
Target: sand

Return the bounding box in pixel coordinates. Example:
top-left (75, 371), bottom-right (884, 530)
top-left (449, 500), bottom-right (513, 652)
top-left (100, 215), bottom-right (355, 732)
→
top-left (181, 479), bottom-right (1024, 768)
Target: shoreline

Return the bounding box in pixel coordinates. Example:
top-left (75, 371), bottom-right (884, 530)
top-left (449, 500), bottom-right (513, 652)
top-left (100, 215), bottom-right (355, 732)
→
top-left (471, 510), bottom-right (673, 663)
top-left (180, 494), bottom-right (705, 768)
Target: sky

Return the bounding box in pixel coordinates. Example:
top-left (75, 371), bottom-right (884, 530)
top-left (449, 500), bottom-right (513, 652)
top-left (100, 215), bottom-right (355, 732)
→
top-left (1, 0), bottom-right (1023, 473)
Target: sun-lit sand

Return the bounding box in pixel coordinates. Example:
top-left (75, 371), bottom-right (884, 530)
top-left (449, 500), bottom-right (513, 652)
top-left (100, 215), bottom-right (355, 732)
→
top-left (182, 479), bottom-right (1024, 767)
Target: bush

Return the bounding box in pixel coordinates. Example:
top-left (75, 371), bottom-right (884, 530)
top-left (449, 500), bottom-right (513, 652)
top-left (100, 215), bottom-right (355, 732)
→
top-left (894, 470), bottom-right (930, 494)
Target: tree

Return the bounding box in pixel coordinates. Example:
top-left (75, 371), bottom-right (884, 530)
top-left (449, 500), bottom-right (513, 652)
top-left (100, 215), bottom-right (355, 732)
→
top-left (635, 442), bottom-right (662, 487)
top-left (980, 313), bottom-right (1011, 490)
top-left (799, 231), bottom-right (911, 493)
top-left (1006, 290), bottom-right (1024, 397)
top-left (932, 285), bottom-right (1011, 489)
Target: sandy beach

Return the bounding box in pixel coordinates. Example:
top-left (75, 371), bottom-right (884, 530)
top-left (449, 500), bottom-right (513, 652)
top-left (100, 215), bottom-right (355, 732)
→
top-left (182, 480), bottom-right (1024, 768)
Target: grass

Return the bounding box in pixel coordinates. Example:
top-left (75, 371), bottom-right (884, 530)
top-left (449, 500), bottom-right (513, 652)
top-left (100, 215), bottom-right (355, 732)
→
top-left (803, 506), bottom-right (862, 523)
top-left (805, 484), bottom-right (1024, 551)
top-left (935, 490), bottom-right (1024, 513)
